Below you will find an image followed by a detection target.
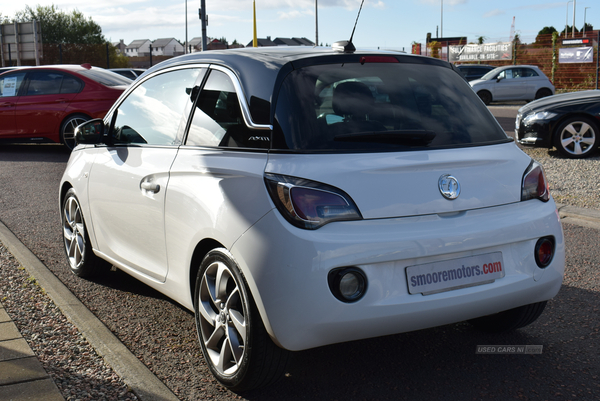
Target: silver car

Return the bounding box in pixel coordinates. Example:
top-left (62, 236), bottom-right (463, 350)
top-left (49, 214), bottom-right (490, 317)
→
top-left (470, 65), bottom-right (555, 105)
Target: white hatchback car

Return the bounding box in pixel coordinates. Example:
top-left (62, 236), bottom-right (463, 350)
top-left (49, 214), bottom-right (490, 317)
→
top-left (60, 45), bottom-right (564, 391)
top-left (470, 65), bottom-right (555, 105)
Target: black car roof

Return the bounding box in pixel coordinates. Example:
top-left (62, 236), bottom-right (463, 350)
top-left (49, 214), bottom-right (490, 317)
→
top-left (145, 46), bottom-right (451, 111)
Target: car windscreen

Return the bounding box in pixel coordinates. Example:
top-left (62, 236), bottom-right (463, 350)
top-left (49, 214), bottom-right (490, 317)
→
top-left (273, 60), bottom-right (510, 152)
top-left (480, 68), bottom-right (501, 81)
top-left (78, 68), bottom-right (132, 86)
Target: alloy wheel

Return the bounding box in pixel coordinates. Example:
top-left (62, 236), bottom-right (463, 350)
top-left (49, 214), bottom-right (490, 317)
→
top-left (197, 260), bottom-right (247, 376)
top-left (558, 119), bottom-right (597, 157)
top-left (62, 116), bottom-right (89, 150)
top-left (63, 195), bottom-right (86, 270)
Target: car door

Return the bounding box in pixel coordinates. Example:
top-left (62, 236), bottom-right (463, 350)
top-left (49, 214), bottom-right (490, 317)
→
top-left (494, 68), bottom-right (527, 100)
top-left (165, 68), bottom-right (271, 275)
top-left (0, 71), bottom-right (26, 137)
top-left (87, 67), bottom-right (206, 282)
top-left (15, 70), bottom-right (80, 138)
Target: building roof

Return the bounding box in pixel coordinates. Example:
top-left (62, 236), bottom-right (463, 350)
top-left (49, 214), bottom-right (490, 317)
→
top-left (152, 38), bottom-right (181, 47)
top-left (292, 37), bottom-right (315, 46)
top-left (126, 39), bottom-right (151, 49)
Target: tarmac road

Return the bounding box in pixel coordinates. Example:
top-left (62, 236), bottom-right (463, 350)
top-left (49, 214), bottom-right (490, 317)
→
top-left (0, 108), bottom-right (598, 400)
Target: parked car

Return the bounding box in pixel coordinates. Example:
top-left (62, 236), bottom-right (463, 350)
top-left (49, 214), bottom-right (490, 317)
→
top-left (470, 65), bottom-right (555, 105)
top-left (515, 89), bottom-right (600, 158)
top-left (109, 68), bottom-right (146, 80)
top-left (60, 45), bottom-right (564, 391)
top-left (455, 64), bottom-right (495, 81)
top-left (0, 64), bottom-right (130, 149)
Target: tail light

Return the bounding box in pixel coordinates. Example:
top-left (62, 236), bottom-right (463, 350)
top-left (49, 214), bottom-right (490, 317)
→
top-left (264, 173), bottom-right (362, 229)
top-left (521, 161), bottom-right (549, 202)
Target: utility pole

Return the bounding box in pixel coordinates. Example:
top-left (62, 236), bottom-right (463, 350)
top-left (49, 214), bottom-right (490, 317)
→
top-left (199, 0), bottom-right (207, 51)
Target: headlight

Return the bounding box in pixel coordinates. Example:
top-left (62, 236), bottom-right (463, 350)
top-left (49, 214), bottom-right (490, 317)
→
top-left (523, 111), bottom-right (557, 124)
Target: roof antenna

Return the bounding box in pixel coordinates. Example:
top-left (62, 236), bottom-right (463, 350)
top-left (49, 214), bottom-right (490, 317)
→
top-left (333, 0), bottom-right (364, 53)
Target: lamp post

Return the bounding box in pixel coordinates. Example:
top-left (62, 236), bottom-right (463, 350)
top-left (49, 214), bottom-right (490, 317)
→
top-left (566, 1), bottom-right (573, 38)
top-left (572, 0), bottom-right (576, 38)
top-left (315, 0), bottom-right (319, 46)
top-left (584, 7), bottom-right (591, 37)
top-left (441, 0), bottom-right (443, 38)
top-left (185, 0), bottom-right (188, 54)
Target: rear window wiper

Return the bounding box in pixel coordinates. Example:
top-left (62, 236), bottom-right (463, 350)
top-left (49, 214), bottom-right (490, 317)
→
top-left (334, 130), bottom-right (436, 145)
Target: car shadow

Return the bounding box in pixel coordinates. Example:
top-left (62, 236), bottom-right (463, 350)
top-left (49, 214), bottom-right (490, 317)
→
top-left (0, 144), bottom-right (71, 162)
top-left (240, 283), bottom-right (598, 401)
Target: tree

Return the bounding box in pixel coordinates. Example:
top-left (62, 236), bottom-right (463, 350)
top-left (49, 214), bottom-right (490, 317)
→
top-left (538, 26), bottom-right (557, 35)
top-left (581, 23), bottom-right (593, 33)
top-left (12, 5), bottom-right (106, 44)
top-left (535, 26), bottom-right (557, 44)
top-left (560, 25), bottom-right (579, 37)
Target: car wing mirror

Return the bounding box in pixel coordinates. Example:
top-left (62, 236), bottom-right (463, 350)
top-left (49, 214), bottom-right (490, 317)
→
top-left (496, 76), bottom-right (503, 82)
top-left (75, 119), bottom-right (105, 145)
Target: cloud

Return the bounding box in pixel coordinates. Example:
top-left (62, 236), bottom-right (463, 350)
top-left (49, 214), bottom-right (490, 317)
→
top-left (483, 9), bottom-right (505, 18)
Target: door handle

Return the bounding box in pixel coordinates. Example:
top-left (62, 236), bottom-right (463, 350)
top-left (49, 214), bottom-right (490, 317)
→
top-left (54, 98), bottom-right (68, 103)
top-left (0, 102), bottom-right (14, 107)
top-left (141, 181), bottom-right (160, 193)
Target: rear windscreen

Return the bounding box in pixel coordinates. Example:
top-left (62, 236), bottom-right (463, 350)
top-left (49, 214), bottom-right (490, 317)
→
top-left (273, 61), bottom-right (509, 152)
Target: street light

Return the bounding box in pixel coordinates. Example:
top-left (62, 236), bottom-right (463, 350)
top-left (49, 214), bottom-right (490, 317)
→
top-left (566, 1), bottom-right (573, 38)
top-left (441, 0), bottom-right (443, 38)
top-left (315, 0), bottom-right (319, 46)
top-left (572, 0), bottom-right (576, 38)
top-left (584, 7), bottom-right (591, 37)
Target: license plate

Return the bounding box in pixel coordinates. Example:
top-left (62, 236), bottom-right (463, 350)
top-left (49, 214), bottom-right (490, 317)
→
top-left (406, 252), bottom-right (505, 295)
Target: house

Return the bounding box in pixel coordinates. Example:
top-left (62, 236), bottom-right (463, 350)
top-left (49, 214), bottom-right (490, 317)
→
top-left (125, 39), bottom-right (152, 57)
top-left (292, 37), bottom-right (315, 46)
top-left (188, 37), bottom-right (245, 52)
top-left (112, 39), bottom-right (127, 55)
top-left (246, 36), bottom-right (277, 47)
top-left (151, 38), bottom-right (184, 56)
top-left (249, 37), bottom-right (314, 47)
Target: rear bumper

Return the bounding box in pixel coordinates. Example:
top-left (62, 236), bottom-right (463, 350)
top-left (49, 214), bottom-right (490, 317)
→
top-left (231, 199), bottom-right (564, 351)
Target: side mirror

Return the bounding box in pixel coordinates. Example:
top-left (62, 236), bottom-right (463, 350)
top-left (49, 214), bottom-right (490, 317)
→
top-left (496, 76), bottom-right (503, 83)
top-left (75, 119), bottom-right (105, 145)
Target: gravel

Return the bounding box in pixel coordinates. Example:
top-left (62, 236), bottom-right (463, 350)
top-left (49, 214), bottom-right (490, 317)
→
top-left (0, 243), bottom-right (138, 401)
top-left (519, 145), bottom-right (600, 209)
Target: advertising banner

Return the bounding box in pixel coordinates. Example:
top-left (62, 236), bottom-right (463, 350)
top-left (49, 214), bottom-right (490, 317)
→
top-left (449, 42), bottom-right (512, 62)
top-left (559, 47), bottom-right (593, 63)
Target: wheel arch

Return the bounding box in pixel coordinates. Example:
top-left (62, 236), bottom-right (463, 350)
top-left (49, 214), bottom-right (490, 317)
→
top-left (188, 239), bottom-right (281, 346)
top-left (476, 89), bottom-right (492, 105)
top-left (551, 112), bottom-right (600, 142)
top-left (188, 238), bottom-right (225, 305)
top-left (59, 112), bottom-right (92, 145)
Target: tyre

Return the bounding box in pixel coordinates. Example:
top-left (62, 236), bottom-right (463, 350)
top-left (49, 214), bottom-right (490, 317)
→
top-left (194, 249), bottom-right (289, 391)
top-left (535, 88), bottom-right (552, 100)
top-left (553, 116), bottom-right (599, 159)
top-left (62, 188), bottom-right (107, 277)
top-left (469, 301), bottom-right (547, 333)
top-left (60, 114), bottom-right (90, 150)
top-left (477, 90), bottom-right (492, 105)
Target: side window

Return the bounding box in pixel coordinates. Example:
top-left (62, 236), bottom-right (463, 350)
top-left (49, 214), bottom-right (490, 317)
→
top-left (522, 68), bottom-right (538, 77)
top-left (186, 69), bottom-right (268, 149)
top-left (0, 72), bottom-right (26, 97)
top-left (60, 74), bottom-right (83, 93)
top-left (111, 68), bottom-right (204, 145)
top-left (26, 71), bottom-right (62, 95)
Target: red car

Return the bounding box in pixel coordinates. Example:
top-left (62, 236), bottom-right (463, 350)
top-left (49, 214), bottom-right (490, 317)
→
top-left (0, 64), bottom-right (130, 149)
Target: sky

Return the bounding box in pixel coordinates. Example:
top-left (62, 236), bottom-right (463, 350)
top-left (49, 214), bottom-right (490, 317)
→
top-left (1, 0), bottom-right (598, 52)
